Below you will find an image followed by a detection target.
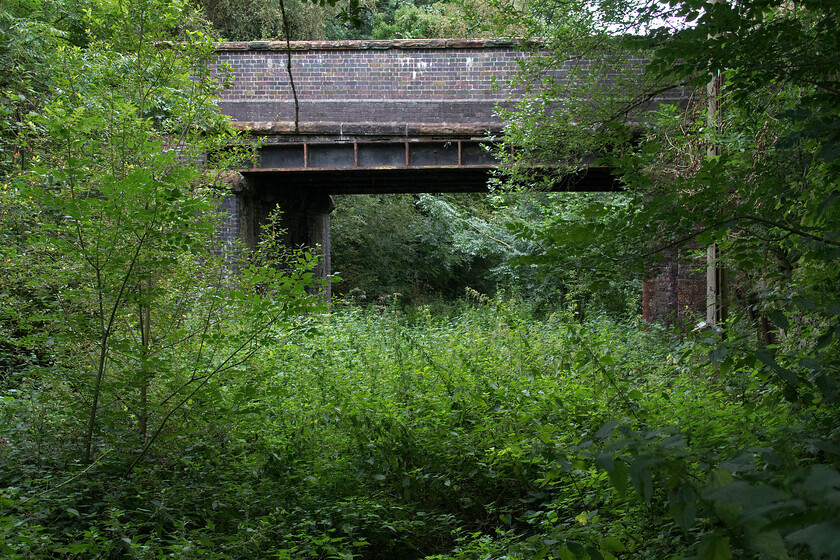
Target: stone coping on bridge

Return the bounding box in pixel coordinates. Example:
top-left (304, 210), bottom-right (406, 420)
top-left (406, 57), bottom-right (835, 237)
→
top-left (215, 38), bottom-right (529, 52)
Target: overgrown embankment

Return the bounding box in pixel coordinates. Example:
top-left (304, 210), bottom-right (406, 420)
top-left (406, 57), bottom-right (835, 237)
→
top-left (2, 300), bottom-right (804, 559)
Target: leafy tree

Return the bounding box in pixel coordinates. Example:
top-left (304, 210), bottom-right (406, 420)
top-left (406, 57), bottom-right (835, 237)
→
top-left (495, 0), bottom-right (840, 556)
top-left (331, 194), bottom-right (490, 302)
top-left (198, 0), bottom-right (335, 40)
top-left (1, 0), bottom-right (323, 472)
top-left (330, 191), bottom-right (640, 315)
top-left (321, 0), bottom-right (500, 39)
top-left (0, 0), bottom-right (114, 392)
top-left (367, 0), bottom-right (483, 39)
top-left (193, 0), bottom-right (474, 41)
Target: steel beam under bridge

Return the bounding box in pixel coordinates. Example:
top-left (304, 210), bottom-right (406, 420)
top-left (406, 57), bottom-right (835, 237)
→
top-left (243, 138), bottom-right (619, 194)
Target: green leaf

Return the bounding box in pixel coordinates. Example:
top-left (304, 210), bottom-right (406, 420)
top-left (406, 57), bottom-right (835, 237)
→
top-left (817, 332), bottom-right (835, 349)
top-left (531, 546), bottom-right (548, 560)
top-left (706, 480), bottom-right (786, 510)
top-left (602, 537), bottom-right (626, 553)
top-left (755, 351), bottom-right (799, 386)
top-left (786, 521), bottom-right (840, 559)
top-left (557, 546), bottom-right (577, 560)
top-left (585, 546), bottom-right (605, 560)
top-left (744, 526), bottom-right (788, 560)
top-left (566, 541), bottom-right (586, 558)
top-left (669, 483), bottom-right (697, 531)
top-left (817, 192), bottom-right (840, 217)
top-left (610, 459), bottom-right (628, 497)
top-left (767, 310), bottom-right (789, 331)
top-left (629, 455), bottom-right (657, 503)
top-left (698, 534), bottom-right (732, 560)
top-left (799, 465), bottom-right (840, 497)
top-left (595, 452), bottom-right (628, 496)
top-left (595, 420), bottom-right (618, 439)
top-left (817, 139), bottom-right (840, 163)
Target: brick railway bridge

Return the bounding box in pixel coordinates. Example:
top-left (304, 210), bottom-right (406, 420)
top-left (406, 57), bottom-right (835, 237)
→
top-left (214, 38), bottom-right (703, 322)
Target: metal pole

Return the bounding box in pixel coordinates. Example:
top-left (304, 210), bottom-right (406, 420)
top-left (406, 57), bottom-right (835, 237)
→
top-left (705, 66), bottom-right (727, 328)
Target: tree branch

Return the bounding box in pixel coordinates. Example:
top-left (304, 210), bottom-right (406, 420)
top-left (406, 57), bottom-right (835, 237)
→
top-left (638, 214), bottom-right (840, 261)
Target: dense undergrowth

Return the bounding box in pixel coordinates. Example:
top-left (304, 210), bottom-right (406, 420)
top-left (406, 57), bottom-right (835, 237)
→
top-left (2, 298), bottom-right (812, 559)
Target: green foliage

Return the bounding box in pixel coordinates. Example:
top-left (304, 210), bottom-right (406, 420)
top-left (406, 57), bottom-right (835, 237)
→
top-left (198, 0), bottom-right (335, 40)
top-left (3, 0), bottom-right (838, 558)
top-left (500, 190), bottom-right (642, 318)
top-left (0, 0), bottom-right (326, 555)
top-left (330, 192), bottom-right (639, 315)
top-left (331, 193), bottom-right (498, 302)
top-left (367, 0), bottom-right (471, 39)
top-left (0, 0), bottom-right (323, 473)
top-left (192, 0), bottom-right (487, 41)
top-left (2, 298), bottom-right (813, 558)
top-left (493, 0), bottom-right (840, 556)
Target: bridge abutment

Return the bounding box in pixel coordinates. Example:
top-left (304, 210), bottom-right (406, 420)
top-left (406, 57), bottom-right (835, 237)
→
top-left (642, 249), bottom-right (707, 324)
top-left (235, 175), bottom-right (335, 298)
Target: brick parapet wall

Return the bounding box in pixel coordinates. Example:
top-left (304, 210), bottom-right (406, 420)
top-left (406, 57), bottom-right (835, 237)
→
top-left (213, 39), bottom-right (689, 137)
top-left (213, 40), bottom-right (534, 132)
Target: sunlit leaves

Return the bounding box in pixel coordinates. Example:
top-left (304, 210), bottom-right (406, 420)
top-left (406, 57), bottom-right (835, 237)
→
top-left (0, 0), bottom-right (320, 471)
